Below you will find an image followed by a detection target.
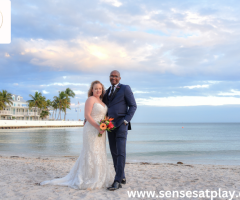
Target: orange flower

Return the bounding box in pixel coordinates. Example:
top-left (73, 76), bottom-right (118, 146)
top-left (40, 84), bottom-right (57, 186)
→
top-left (100, 123), bottom-right (107, 130)
top-left (109, 118), bottom-right (114, 121)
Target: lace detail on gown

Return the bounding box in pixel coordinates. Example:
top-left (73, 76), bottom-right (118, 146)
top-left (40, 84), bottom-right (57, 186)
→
top-left (40, 103), bottom-right (114, 189)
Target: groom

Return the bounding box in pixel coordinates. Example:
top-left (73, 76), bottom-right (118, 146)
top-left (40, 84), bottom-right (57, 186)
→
top-left (103, 70), bottom-right (137, 191)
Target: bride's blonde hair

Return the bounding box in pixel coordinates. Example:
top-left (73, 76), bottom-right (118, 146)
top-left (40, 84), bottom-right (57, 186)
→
top-left (88, 80), bottom-right (105, 99)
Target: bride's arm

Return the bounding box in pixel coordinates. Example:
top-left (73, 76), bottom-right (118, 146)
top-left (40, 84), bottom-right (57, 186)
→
top-left (84, 97), bottom-right (104, 134)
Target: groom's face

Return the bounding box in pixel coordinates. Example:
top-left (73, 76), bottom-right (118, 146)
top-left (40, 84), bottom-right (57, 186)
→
top-left (110, 71), bottom-right (121, 85)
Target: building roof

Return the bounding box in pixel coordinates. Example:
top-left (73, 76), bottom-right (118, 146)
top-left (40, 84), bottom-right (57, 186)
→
top-left (12, 94), bottom-right (28, 103)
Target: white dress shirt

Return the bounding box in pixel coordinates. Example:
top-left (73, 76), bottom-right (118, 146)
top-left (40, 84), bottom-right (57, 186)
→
top-left (108, 83), bottom-right (119, 96)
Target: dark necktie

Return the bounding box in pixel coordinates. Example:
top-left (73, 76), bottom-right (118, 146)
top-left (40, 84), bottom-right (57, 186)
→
top-left (110, 86), bottom-right (115, 98)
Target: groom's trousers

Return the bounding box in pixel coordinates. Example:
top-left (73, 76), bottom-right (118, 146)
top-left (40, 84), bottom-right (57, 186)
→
top-left (108, 122), bottom-right (128, 183)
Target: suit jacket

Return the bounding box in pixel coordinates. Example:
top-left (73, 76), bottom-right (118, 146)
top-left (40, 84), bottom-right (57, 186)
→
top-left (102, 83), bottom-right (137, 130)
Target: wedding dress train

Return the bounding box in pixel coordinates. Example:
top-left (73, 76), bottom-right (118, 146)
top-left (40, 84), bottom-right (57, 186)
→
top-left (40, 103), bottom-right (114, 189)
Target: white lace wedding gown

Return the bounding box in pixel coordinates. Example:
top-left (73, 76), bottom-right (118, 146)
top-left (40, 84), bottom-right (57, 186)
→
top-left (40, 103), bottom-right (114, 189)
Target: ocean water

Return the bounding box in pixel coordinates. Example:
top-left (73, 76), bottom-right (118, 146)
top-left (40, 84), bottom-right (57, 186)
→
top-left (0, 123), bottom-right (240, 165)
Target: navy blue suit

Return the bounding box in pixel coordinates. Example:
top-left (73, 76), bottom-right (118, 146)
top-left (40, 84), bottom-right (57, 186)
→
top-left (103, 83), bottom-right (137, 183)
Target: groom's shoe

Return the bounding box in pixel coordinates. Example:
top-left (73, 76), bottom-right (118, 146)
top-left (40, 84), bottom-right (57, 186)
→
top-left (121, 178), bottom-right (126, 184)
top-left (107, 181), bottom-right (122, 191)
top-left (111, 178), bottom-right (126, 186)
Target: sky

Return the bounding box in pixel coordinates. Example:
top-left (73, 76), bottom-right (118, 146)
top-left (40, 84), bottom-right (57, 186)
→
top-left (1, 0), bottom-right (240, 122)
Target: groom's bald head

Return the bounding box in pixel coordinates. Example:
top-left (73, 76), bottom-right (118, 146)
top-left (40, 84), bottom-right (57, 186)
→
top-left (110, 70), bottom-right (121, 85)
top-left (110, 70), bottom-right (120, 77)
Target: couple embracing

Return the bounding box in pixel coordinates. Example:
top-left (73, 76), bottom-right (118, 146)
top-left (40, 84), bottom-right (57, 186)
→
top-left (40, 70), bottom-right (137, 191)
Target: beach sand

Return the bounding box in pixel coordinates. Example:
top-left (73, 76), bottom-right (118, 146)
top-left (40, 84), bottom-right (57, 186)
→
top-left (0, 155), bottom-right (239, 200)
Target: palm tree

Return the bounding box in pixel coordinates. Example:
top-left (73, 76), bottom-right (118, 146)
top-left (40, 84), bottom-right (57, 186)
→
top-left (0, 95), bottom-right (4, 110)
top-left (39, 99), bottom-right (52, 120)
top-left (54, 91), bottom-right (69, 120)
top-left (53, 96), bottom-right (60, 119)
top-left (0, 90), bottom-right (13, 110)
top-left (52, 98), bottom-right (58, 120)
top-left (28, 92), bottom-right (46, 120)
top-left (45, 99), bottom-right (52, 119)
top-left (46, 99), bottom-right (52, 106)
top-left (65, 88), bottom-right (76, 98)
top-left (40, 110), bottom-right (50, 119)
top-left (63, 99), bottom-right (71, 121)
top-left (64, 88), bottom-right (75, 120)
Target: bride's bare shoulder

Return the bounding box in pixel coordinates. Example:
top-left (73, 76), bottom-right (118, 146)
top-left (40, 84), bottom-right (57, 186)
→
top-left (87, 96), bottom-right (97, 101)
top-left (85, 96), bottom-right (97, 105)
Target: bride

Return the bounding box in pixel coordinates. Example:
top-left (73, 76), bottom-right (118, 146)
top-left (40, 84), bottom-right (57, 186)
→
top-left (40, 80), bottom-right (114, 189)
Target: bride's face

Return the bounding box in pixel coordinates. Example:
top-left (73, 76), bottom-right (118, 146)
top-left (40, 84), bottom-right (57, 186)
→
top-left (92, 83), bottom-right (102, 98)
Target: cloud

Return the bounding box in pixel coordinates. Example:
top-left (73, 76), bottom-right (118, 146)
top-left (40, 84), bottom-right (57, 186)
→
top-left (9, 38), bottom-right (152, 73)
top-left (40, 82), bottom-right (89, 87)
top-left (181, 85), bottom-right (209, 89)
top-left (1, 0), bottom-right (239, 78)
top-left (74, 90), bottom-right (85, 95)
top-left (206, 81), bottom-right (222, 84)
top-left (218, 89), bottom-right (240, 96)
top-left (133, 90), bottom-right (150, 94)
top-left (100, 0), bottom-right (122, 7)
top-left (42, 90), bottom-right (49, 94)
top-left (136, 96), bottom-right (240, 107)
top-left (5, 53), bottom-right (10, 57)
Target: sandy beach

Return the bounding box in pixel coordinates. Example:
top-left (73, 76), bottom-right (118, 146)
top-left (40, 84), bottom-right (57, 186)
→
top-left (0, 155), bottom-right (239, 200)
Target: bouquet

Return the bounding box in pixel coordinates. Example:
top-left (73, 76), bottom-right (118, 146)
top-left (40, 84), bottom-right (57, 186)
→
top-left (98, 116), bottom-right (116, 137)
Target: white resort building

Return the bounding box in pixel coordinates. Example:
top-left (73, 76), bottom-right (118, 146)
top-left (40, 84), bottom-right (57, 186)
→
top-left (0, 94), bottom-right (46, 120)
